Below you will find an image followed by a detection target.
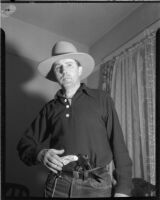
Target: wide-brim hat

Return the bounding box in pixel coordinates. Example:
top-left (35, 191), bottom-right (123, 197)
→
top-left (38, 41), bottom-right (95, 82)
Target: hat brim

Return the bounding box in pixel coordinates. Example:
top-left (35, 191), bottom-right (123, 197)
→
top-left (37, 52), bottom-right (95, 82)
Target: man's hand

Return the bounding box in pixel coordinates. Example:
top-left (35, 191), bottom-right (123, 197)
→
top-left (61, 155), bottom-right (78, 165)
top-left (37, 149), bottom-right (64, 174)
top-left (114, 193), bottom-right (130, 197)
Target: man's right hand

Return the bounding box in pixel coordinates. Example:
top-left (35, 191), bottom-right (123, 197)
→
top-left (37, 149), bottom-right (64, 174)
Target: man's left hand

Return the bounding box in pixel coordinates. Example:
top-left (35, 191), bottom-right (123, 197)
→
top-left (114, 193), bottom-right (129, 197)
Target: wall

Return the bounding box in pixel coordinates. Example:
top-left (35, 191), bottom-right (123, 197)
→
top-left (2, 17), bottom-right (89, 197)
top-left (2, 16), bottom-right (89, 64)
top-left (5, 53), bottom-right (48, 197)
top-left (2, 17), bottom-right (89, 100)
top-left (87, 3), bottom-right (160, 88)
top-left (87, 68), bottom-right (100, 89)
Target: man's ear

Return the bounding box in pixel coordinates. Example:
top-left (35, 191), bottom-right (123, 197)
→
top-left (78, 66), bottom-right (83, 76)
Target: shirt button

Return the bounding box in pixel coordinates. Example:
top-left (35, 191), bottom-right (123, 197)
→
top-left (64, 99), bottom-right (67, 102)
top-left (66, 105), bottom-right (69, 108)
top-left (66, 113), bottom-right (70, 118)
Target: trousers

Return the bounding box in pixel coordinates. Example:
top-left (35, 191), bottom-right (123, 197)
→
top-left (44, 166), bottom-right (112, 198)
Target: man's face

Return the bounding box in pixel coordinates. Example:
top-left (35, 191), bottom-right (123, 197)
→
top-left (54, 58), bottom-right (82, 89)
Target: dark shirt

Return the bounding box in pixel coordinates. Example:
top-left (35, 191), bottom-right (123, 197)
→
top-left (17, 83), bottom-right (132, 195)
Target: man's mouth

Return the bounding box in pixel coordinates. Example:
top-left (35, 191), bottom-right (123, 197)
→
top-left (62, 76), bottom-right (72, 81)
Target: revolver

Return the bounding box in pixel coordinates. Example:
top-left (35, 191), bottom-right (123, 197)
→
top-left (75, 154), bottom-right (92, 171)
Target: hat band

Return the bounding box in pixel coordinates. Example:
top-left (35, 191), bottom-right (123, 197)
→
top-left (52, 51), bottom-right (76, 56)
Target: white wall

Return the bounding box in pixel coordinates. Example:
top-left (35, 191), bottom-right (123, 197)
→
top-left (2, 16), bottom-right (89, 63)
top-left (2, 16), bottom-right (89, 101)
top-left (87, 3), bottom-right (160, 89)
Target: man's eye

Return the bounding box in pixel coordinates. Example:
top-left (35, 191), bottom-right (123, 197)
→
top-left (67, 63), bottom-right (73, 67)
top-left (55, 66), bottom-right (61, 71)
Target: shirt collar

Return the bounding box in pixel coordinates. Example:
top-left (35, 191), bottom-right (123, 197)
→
top-left (54, 83), bottom-right (93, 101)
top-left (80, 83), bottom-right (94, 97)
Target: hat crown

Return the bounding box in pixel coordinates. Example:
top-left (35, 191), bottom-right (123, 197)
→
top-left (38, 40), bottom-right (95, 82)
top-left (52, 41), bottom-right (78, 56)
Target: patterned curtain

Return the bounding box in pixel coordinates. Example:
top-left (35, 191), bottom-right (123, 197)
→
top-left (98, 60), bottom-right (115, 94)
top-left (111, 31), bottom-right (156, 185)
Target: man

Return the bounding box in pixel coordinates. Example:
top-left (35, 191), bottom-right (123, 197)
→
top-left (17, 41), bottom-right (132, 197)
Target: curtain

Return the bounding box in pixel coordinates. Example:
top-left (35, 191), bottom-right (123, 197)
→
top-left (98, 60), bottom-right (115, 94)
top-left (111, 32), bottom-right (156, 185)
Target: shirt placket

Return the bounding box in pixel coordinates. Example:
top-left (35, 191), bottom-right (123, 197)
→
top-left (64, 98), bottom-right (71, 118)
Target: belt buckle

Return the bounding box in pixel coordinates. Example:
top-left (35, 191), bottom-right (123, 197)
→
top-left (73, 171), bottom-right (79, 179)
top-left (73, 170), bottom-right (89, 180)
top-left (83, 171), bottom-right (88, 180)
top-left (105, 164), bottom-right (110, 172)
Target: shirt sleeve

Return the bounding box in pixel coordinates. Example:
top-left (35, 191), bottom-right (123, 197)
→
top-left (105, 94), bottom-right (133, 196)
top-left (16, 104), bottom-right (51, 166)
